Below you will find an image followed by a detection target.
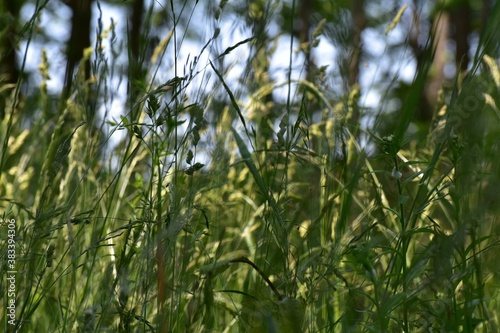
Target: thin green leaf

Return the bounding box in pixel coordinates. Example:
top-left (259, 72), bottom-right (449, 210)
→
top-left (210, 60), bottom-right (248, 134)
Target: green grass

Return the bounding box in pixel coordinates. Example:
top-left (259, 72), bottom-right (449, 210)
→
top-left (1, 1), bottom-right (499, 332)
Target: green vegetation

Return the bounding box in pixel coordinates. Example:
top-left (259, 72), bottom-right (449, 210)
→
top-left (1, 1), bottom-right (499, 332)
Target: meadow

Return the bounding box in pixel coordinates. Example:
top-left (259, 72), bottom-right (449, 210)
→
top-left (1, 1), bottom-right (499, 332)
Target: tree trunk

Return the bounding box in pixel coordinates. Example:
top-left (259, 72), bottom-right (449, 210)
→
top-left (63, 0), bottom-right (92, 101)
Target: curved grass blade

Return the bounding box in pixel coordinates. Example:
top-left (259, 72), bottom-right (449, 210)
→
top-left (230, 127), bottom-right (287, 252)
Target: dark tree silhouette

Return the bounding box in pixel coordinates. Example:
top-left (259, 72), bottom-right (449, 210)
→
top-left (63, 0), bottom-right (92, 101)
top-left (0, 0), bottom-right (23, 119)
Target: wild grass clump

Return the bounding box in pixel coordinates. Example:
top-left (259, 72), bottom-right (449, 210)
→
top-left (0, 1), bottom-right (499, 332)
